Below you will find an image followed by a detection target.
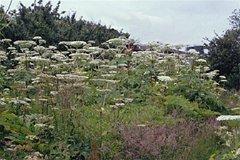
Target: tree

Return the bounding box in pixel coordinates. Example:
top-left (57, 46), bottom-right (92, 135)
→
top-left (0, 0), bottom-right (13, 37)
top-left (0, 0), bottom-right (129, 45)
top-left (229, 9), bottom-right (240, 29)
top-left (206, 9), bottom-right (240, 89)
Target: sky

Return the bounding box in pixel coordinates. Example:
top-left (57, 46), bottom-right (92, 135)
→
top-left (1, 0), bottom-right (240, 45)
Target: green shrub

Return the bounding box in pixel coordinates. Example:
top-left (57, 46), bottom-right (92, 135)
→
top-left (0, 111), bottom-right (31, 135)
top-left (206, 9), bottom-right (240, 89)
top-left (0, 67), bottom-right (8, 91)
top-left (164, 95), bottom-right (219, 119)
top-left (169, 71), bottom-right (229, 114)
top-left (0, 1), bottom-right (129, 45)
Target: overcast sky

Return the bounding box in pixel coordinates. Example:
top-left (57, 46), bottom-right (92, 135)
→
top-left (1, 0), bottom-right (240, 45)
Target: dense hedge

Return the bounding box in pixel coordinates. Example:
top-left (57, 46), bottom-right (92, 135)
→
top-left (0, 0), bottom-right (129, 45)
top-left (206, 9), bottom-right (240, 89)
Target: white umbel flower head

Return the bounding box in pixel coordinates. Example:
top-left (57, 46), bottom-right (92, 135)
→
top-left (219, 75), bottom-right (226, 79)
top-left (33, 36), bottom-right (42, 40)
top-left (14, 40), bottom-right (36, 48)
top-left (220, 79), bottom-right (228, 83)
top-left (216, 115), bottom-right (240, 121)
top-left (157, 76), bottom-right (173, 82)
top-left (196, 58), bottom-right (207, 64)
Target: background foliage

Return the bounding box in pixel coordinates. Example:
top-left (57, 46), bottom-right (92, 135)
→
top-left (206, 9), bottom-right (240, 89)
top-left (0, 0), bottom-right (129, 45)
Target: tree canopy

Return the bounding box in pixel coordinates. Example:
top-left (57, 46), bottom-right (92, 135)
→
top-left (206, 9), bottom-right (240, 89)
top-left (0, 0), bottom-right (129, 45)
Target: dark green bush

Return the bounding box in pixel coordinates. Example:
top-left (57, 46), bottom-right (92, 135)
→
top-left (169, 71), bottom-right (229, 114)
top-left (206, 9), bottom-right (240, 89)
top-left (164, 95), bottom-right (219, 119)
top-left (172, 85), bottom-right (228, 114)
top-left (0, 1), bottom-right (129, 45)
top-left (206, 29), bottom-right (240, 89)
top-left (0, 67), bottom-right (8, 91)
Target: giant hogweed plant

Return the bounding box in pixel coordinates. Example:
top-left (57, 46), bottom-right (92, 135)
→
top-left (0, 35), bottom-right (237, 159)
